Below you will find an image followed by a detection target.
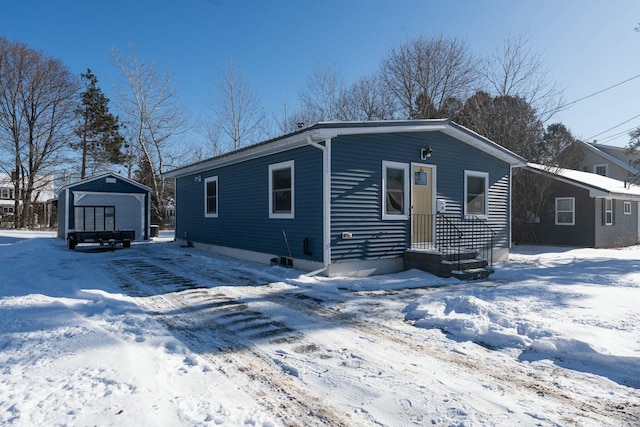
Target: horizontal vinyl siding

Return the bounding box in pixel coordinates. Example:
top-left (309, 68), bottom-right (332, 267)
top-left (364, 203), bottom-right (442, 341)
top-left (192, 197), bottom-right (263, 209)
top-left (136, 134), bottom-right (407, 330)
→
top-left (331, 136), bottom-right (405, 262)
top-left (330, 131), bottom-right (513, 262)
top-left (175, 146), bottom-right (324, 261)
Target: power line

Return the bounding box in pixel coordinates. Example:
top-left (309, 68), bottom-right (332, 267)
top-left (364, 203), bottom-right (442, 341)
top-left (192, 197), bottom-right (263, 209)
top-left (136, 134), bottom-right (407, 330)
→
top-left (594, 126), bottom-right (639, 144)
top-left (550, 73), bottom-right (640, 115)
top-left (586, 112), bottom-right (640, 142)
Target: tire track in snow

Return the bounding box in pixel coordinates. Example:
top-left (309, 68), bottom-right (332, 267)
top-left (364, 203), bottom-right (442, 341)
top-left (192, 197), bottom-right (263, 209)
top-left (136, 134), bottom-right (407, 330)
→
top-left (107, 257), bottom-right (353, 427)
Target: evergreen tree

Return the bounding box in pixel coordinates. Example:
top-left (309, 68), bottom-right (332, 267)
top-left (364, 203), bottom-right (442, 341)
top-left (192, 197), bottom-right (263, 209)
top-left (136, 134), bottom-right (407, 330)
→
top-left (74, 69), bottom-right (126, 179)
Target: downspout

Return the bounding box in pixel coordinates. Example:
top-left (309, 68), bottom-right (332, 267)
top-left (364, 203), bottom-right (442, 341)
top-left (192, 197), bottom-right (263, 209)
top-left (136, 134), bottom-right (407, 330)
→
top-left (306, 136), bottom-right (332, 276)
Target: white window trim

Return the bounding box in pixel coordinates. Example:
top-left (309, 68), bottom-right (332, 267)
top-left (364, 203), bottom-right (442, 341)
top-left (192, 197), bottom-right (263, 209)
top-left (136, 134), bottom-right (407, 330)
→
top-left (555, 197), bottom-right (575, 226)
top-left (464, 170), bottom-right (489, 219)
top-left (382, 161), bottom-right (410, 220)
top-left (605, 198), bottom-right (613, 225)
top-left (204, 176), bottom-right (218, 218)
top-left (269, 160), bottom-right (295, 219)
top-left (593, 164), bottom-right (608, 176)
top-left (624, 201), bottom-right (632, 215)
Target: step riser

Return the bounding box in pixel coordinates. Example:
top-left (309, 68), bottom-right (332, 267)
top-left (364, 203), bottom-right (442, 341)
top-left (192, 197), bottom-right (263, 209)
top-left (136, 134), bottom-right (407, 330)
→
top-left (404, 250), bottom-right (494, 281)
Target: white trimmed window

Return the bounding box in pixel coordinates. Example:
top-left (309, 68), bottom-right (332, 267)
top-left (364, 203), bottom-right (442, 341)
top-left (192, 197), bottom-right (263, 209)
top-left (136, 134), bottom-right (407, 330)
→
top-left (464, 171), bottom-right (489, 218)
top-left (0, 188), bottom-right (13, 199)
top-left (269, 160), bottom-right (294, 219)
top-left (605, 198), bottom-right (613, 225)
top-left (555, 197), bottom-right (575, 225)
top-left (382, 161), bottom-right (409, 220)
top-left (593, 164), bottom-right (608, 176)
top-left (624, 201), bottom-right (632, 215)
top-left (204, 176), bottom-right (218, 218)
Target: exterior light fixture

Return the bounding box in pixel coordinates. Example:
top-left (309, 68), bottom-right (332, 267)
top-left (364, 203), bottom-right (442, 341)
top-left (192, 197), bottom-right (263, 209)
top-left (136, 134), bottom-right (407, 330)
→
top-left (421, 146), bottom-right (433, 160)
top-left (194, 175), bottom-right (202, 182)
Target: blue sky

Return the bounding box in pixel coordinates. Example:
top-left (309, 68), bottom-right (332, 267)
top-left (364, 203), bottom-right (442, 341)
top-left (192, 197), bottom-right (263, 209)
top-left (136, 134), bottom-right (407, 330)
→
top-left (2, 0), bottom-right (639, 148)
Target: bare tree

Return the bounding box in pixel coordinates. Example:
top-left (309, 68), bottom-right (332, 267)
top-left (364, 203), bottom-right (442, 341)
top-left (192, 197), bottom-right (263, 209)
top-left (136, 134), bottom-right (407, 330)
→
top-left (512, 166), bottom-right (559, 244)
top-left (338, 73), bottom-right (397, 121)
top-left (205, 60), bottom-right (266, 152)
top-left (481, 33), bottom-right (563, 122)
top-left (381, 35), bottom-right (479, 119)
top-left (299, 63), bottom-right (345, 122)
top-left (625, 127), bottom-right (640, 170)
top-left (112, 46), bottom-right (188, 227)
top-left (273, 95), bottom-right (314, 135)
top-left (0, 37), bottom-right (78, 228)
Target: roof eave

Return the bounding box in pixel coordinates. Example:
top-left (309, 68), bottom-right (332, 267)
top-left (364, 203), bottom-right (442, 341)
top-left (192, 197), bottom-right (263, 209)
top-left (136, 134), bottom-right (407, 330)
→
top-left (163, 120), bottom-right (526, 178)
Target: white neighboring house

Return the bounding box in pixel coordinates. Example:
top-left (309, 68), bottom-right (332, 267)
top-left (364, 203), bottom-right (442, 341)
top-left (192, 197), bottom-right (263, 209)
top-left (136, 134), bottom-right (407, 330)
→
top-left (0, 173), bottom-right (56, 228)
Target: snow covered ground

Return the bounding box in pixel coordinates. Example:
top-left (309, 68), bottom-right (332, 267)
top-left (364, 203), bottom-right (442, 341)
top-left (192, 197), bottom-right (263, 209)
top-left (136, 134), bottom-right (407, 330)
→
top-left (0, 230), bottom-right (638, 426)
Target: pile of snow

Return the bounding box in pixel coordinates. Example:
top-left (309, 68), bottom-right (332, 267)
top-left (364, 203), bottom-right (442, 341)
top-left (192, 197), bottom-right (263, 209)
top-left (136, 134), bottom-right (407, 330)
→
top-left (402, 245), bottom-right (640, 388)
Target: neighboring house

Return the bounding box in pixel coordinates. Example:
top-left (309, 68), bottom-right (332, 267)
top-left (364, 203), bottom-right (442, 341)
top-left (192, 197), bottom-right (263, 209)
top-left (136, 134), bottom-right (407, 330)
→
top-left (0, 174), bottom-right (16, 224)
top-left (0, 173), bottom-right (55, 228)
top-left (164, 120), bottom-right (525, 277)
top-left (57, 173), bottom-right (152, 241)
top-left (574, 141), bottom-right (640, 181)
top-left (521, 163), bottom-right (640, 248)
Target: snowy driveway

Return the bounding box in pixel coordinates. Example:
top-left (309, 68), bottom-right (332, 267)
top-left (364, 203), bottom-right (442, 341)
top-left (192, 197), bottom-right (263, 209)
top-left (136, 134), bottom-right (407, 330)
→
top-left (1, 232), bottom-right (639, 426)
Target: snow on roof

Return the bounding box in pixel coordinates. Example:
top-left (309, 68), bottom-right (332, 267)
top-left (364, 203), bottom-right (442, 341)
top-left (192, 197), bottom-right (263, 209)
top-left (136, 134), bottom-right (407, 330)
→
top-left (527, 163), bottom-right (640, 199)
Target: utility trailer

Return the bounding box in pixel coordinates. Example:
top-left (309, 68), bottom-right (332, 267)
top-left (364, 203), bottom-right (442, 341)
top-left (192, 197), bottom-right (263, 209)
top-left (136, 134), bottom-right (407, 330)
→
top-left (66, 229), bottom-right (135, 250)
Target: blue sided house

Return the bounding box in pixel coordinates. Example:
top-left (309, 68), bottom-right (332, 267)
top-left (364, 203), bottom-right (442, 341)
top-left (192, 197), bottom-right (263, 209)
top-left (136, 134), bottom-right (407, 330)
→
top-left (57, 173), bottom-right (152, 244)
top-left (164, 120), bottom-right (525, 278)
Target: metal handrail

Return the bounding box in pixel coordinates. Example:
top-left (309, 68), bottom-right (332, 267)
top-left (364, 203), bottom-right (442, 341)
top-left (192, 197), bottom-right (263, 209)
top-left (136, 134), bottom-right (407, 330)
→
top-left (410, 213), bottom-right (496, 269)
top-left (436, 213), bottom-right (463, 270)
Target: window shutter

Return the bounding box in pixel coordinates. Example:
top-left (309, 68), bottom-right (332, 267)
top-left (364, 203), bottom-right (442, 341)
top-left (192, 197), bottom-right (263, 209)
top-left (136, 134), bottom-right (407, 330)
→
top-left (601, 198), bottom-right (605, 226)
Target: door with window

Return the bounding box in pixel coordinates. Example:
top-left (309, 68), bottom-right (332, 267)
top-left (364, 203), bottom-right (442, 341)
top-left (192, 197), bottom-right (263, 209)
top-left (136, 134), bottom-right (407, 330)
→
top-left (411, 164), bottom-right (434, 247)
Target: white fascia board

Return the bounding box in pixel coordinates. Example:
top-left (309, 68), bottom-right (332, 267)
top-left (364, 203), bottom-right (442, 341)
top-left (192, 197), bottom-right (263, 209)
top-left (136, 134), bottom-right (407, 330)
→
top-left (164, 121), bottom-right (525, 178)
top-left (163, 133), bottom-right (315, 178)
top-left (441, 127), bottom-right (526, 166)
top-left (313, 123), bottom-right (525, 166)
